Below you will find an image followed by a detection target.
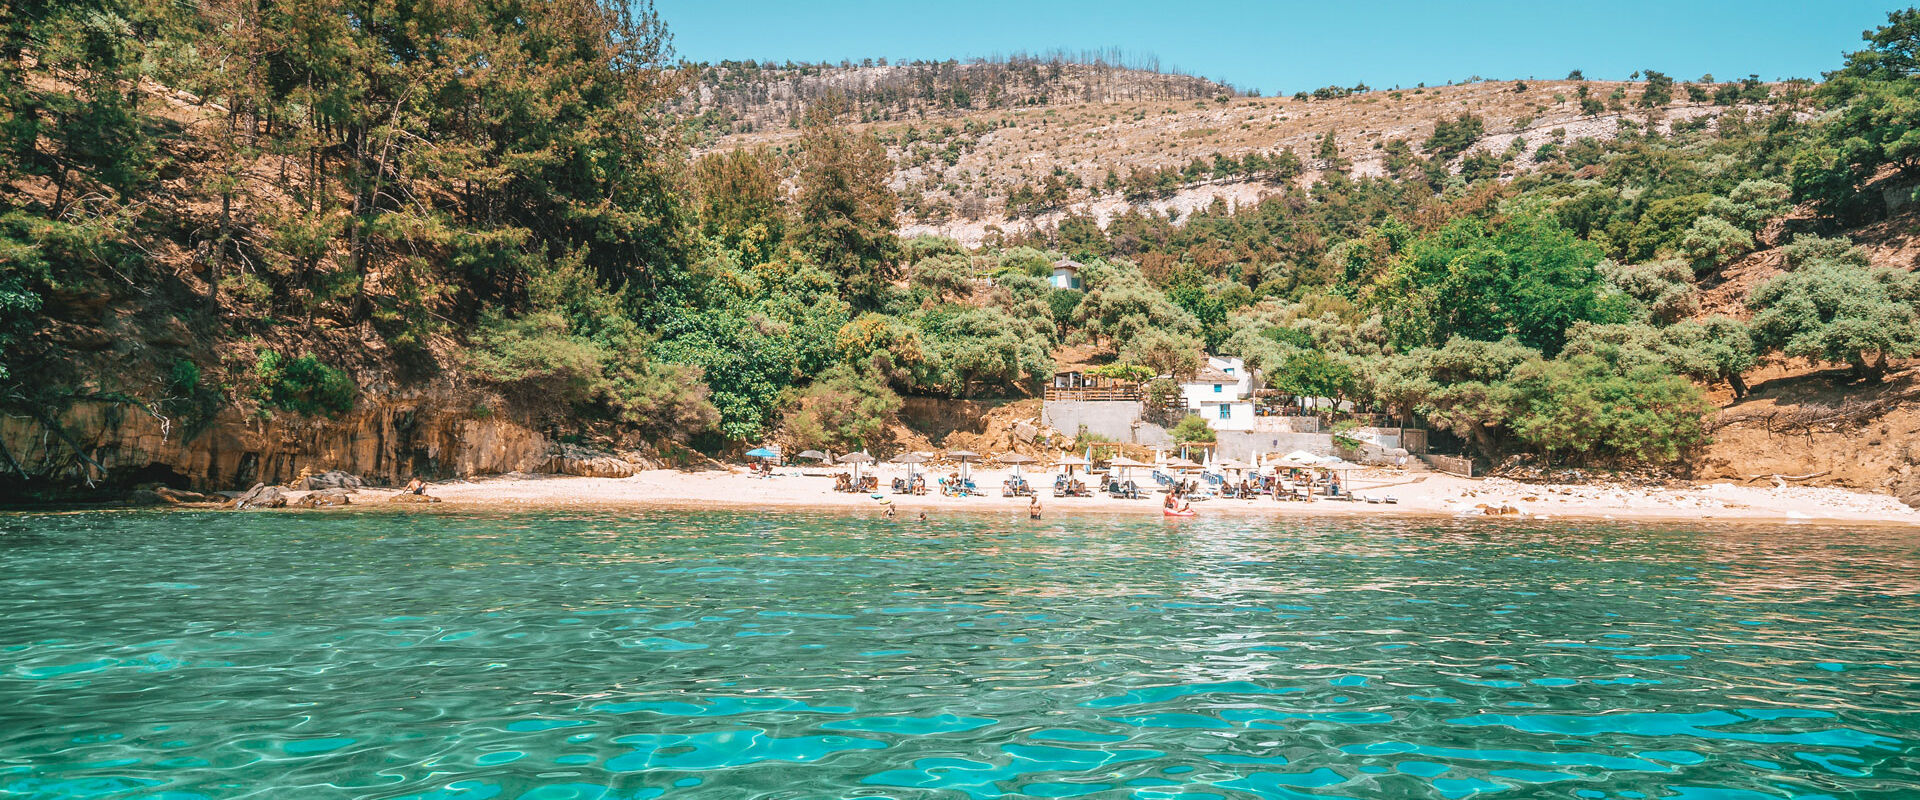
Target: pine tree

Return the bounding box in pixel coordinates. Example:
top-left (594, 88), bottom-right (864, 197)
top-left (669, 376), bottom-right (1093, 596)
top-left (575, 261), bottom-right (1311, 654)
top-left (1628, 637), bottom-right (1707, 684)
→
top-left (793, 102), bottom-right (902, 309)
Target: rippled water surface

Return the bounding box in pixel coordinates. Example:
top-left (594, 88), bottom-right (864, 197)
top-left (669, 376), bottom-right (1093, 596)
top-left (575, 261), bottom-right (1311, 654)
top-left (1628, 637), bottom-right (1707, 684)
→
top-left (3, 511), bottom-right (1918, 799)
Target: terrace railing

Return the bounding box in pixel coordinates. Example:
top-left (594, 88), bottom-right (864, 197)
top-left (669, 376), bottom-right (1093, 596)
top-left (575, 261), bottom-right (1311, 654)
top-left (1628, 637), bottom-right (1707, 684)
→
top-left (1045, 386), bottom-right (1142, 402)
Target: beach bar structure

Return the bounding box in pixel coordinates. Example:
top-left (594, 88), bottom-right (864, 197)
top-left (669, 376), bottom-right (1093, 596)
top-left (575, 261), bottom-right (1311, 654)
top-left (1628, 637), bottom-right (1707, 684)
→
top-left (1047, 371), bottom-right (1142, 402)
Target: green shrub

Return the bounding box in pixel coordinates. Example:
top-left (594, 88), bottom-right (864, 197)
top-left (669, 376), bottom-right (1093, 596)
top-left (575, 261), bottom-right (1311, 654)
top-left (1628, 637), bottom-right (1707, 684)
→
top-left (1171, 415), bottom-right (1216, 443)
top-left (1071, 426), bottom-right (1113, 451)
top-left (777, 365), bottom-right (901, 453)
top-left (167, 359), bottom-right (201, 396)
top-left (253, 351), bottom-right (356, 416)
top-left (1331, 419), bottom-right (1364, 451)
top-left (1086, 362), bottom-right (1155, 383)
top-left (467, 311), bottom-right (609, 406)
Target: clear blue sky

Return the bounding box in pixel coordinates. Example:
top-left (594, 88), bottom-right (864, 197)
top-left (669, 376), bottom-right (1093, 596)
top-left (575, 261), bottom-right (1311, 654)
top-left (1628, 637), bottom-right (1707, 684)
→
top-left (649, 1), bottom-right (1902, 93)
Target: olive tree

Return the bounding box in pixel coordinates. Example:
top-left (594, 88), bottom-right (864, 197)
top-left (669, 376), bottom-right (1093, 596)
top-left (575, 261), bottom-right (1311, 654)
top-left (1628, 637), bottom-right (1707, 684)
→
top-left (1748, 259), bottom-right (1920, 379)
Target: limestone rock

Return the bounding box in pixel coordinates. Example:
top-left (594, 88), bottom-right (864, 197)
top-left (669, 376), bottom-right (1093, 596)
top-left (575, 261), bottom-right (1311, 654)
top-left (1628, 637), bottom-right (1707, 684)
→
top-left (124, 489), bottom-right (170, 507)
top-left (389, 492), bottom-right (442, 504)
top-left (297, 471), bottom-right (365, 491)
top-left (232, 483), bottom-right (287, 509)
top-left (124, 485), bottom-right (212, 506)
top-left (296, 489), bottom-right (353, 507)
top-left (543, 444), bottom-right (637, 478)
top-left (0, 390), bottom-right (552, 493)
top-left (154, 486), bottom-right (211, 503)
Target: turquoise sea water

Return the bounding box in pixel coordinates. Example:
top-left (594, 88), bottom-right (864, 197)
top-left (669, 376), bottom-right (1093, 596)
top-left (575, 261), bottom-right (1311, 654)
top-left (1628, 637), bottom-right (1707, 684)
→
top-left (2, 511), bottom-right (1917, 799)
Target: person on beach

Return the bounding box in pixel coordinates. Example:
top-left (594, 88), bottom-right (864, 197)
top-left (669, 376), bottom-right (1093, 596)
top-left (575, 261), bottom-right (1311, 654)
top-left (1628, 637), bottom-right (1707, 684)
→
top-left (404, 476), bottom-right (427, 495)
top-left (1028, 496), bottom-right (1042, 520)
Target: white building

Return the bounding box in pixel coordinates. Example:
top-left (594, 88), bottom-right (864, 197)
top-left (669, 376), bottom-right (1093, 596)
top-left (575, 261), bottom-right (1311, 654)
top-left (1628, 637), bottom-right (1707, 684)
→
top-left (1179, 355), bottom-right (1255, 431)
top-left (1050, 259), bottom-right (1083, 290)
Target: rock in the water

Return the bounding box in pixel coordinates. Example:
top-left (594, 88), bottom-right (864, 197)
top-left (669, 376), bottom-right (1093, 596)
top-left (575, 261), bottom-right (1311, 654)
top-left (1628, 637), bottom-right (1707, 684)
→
top-left (155, 486), bottom-right (211, 504)
top-left (297, 470), bottom-right (365, 491)
top-left (232, 483), bottom-right (287, 509)
top-left (389, 492), bottom-right (442, 504)
top-left (297, 489), bottom-right (354, 507)
top-left (125, 485), bottom-right (212, 506)
top-left (124, 489), bottom-right (170, 506)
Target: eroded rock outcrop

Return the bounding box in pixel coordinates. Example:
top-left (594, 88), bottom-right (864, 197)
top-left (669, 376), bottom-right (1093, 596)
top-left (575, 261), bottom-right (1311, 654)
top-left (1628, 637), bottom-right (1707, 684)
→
top-left (0, 390), bottom-right (551, 492)
top-left (232, 483), bottom-right (287, 509)
top-left (542, 444), bottom-right (643, 478)
top-left (297, 471), bottom-right (365, 491)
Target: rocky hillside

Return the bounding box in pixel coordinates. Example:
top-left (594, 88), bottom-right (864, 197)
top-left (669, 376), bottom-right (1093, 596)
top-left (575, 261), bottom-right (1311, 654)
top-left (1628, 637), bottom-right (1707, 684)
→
top-left (704, 77), bottom-right (1795, 245)
top-left (678, 54), bottom-right (1236, 139)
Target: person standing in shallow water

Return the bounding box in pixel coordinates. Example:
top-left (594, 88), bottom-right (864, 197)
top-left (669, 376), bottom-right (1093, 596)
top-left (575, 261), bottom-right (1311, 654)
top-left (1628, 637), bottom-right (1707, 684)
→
top-left (1029, 496), bottom-right (1042, 520)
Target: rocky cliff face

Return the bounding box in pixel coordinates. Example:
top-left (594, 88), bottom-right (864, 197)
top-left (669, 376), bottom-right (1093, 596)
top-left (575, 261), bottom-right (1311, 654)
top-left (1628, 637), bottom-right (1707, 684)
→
top-left (0, 388), bottom-right (551, 494)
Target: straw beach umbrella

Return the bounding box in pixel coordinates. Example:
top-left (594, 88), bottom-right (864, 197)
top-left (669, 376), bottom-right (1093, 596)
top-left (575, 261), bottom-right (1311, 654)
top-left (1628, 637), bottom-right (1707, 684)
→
top-left (1055, 454), bottom-right (1089, 477)
top-left (797, 450), bottom-right (830, 462)
top-left (946, 450), bottom-right (980, 481)
top-left (890, 451), bottom-right (928, 482)
top-left (838, 451), bottom-right (874, 486)
top-left (996, 453), bottom-right (1037, 474)
top-left (1107, 455), bottom-right (1148, 480)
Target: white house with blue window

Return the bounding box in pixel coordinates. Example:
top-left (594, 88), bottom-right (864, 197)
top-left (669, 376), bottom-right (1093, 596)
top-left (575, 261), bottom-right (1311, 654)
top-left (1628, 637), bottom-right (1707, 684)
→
top-left (1178, 355), bottom-right (1255, 431)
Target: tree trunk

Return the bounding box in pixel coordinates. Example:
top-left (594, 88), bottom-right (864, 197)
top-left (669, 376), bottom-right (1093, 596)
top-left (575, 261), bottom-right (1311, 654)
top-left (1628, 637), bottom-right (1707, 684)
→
top-left (211, 190), bottom-right (231, 304)
top-left (1466, 423), bottom-right (1501, 462)
top-left (1728, 371), bottom-right (1748, 399)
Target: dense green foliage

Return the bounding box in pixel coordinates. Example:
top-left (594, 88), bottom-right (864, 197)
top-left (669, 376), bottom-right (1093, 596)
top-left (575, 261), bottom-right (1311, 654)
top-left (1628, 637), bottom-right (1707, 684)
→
top-left (3, 1), bottom-right (1918, 469)
top-left (1749, 244), bottom-right (1920, 377)
top-left (252, 352), bottom-right (356, 417)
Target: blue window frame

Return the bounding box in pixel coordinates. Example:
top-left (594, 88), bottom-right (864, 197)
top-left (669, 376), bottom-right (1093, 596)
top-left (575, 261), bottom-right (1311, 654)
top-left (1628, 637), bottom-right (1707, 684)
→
top-left (1213, 384), bottom-right (1222, 393)
top-left (1219, 405), bottom-right (1232, 419)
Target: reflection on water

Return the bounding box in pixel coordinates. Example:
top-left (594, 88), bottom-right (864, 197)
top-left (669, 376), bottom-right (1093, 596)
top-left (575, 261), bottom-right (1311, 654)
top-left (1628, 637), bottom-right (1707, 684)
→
top-left (1, 511), bottom-right (1917, 798)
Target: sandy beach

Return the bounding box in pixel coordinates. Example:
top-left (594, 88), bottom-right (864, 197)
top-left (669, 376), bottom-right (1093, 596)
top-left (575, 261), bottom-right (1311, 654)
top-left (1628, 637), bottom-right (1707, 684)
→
top-left (332, 466), bottom-right (1920, 526)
